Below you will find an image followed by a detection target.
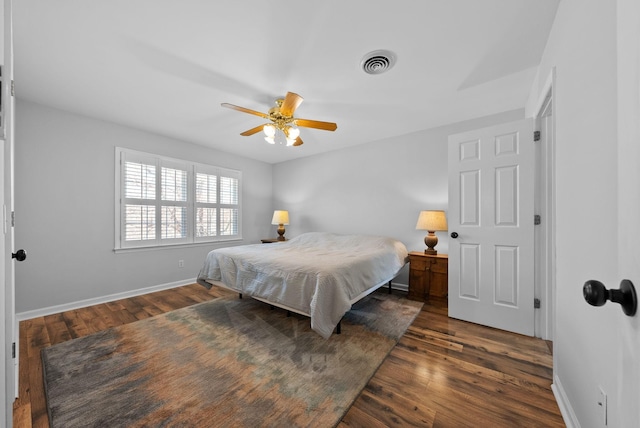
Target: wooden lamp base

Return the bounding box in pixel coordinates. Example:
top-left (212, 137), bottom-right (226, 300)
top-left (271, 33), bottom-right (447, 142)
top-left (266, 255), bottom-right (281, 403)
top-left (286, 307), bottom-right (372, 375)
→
top-left (424, 231), bottom-right (438, 255)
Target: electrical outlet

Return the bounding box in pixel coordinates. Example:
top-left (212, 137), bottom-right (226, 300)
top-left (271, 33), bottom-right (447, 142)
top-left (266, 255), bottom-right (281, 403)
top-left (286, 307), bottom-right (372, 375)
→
top-left (178, 260), bottom-right (184, 268)
top-left (598, 387), bottom-right (607, 426)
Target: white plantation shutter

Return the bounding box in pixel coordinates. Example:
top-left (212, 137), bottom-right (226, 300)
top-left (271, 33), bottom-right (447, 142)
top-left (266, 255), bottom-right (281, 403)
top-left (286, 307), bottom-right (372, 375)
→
top-left (220, 176), bottom-right (238, 204)
top-left (124, 161), bottom-right (155, 200)
top-left (125, 204), bottom-right (156, 241)
top-left (194, 165), bottom-right (241, 242)
top-left (160, 164), bottom-right (188, 241)
top-left (122, 152), bottom-right (158, 244)
top-left (219, 175), bottom-right (239, 236)
top-left (195, 172), bottom-right (217, 238)
top-left (116, 148), bottom-right (242, 249)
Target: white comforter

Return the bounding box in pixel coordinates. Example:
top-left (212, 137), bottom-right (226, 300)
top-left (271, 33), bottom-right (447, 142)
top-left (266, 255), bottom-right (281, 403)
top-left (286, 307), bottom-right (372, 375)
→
top-left (197, 232), bottom-right (408, 338)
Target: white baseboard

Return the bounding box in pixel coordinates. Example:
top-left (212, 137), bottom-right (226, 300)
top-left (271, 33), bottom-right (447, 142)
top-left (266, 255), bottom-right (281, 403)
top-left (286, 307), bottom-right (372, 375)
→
top-left (391, 282), bottom-right (408, 292)
top-left (16, 278), bottom-right (197, 321)
top-left (552, 375), bottom-right (580, 428)
top-left (17, 279), bottom-right (408, 321)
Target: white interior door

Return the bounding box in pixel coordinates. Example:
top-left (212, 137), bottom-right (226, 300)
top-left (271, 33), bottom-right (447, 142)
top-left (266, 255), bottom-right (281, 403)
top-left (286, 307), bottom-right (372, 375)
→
top-left (2, 1), bottom-right (17, 425)
top-left (448, 119), bottom-right (535, 336)
top-left (613, 1), bottom-right (639, 422)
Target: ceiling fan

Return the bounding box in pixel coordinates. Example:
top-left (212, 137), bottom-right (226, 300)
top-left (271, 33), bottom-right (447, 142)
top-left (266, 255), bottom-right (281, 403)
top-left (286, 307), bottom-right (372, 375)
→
top-left (221, 92), bottom-right (337, 147)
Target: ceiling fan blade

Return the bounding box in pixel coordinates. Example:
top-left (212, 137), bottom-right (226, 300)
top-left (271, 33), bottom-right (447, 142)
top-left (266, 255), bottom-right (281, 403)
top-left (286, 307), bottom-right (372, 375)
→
top-left (279, 92), bottom-right (304, 117)
top-left (293, 136), bottom-right (304, 146)
top-left (294, 118), bottom-right (338, 131)
top-left (221, 103), bottom-right (269, 119)
top-left (240, 124), bottom-right (266, 136)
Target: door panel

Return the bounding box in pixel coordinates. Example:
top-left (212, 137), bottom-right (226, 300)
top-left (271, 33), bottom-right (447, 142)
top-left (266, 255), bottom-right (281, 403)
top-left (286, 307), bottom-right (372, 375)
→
top-left (448, 119), bottom-right (535, 336)
top-left (459, 244), bottom-right (480, 298)
top-left (495, 245), bottom-right (518, 306)
top-left (460, 170), bottom-right (480, 225)
top-left (495, 166), bottom-right (518, 225)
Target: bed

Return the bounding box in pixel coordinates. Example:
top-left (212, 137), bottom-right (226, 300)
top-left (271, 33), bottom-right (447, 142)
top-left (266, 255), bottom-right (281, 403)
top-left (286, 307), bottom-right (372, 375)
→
top-left (197, 232), bottom-right (409, 338)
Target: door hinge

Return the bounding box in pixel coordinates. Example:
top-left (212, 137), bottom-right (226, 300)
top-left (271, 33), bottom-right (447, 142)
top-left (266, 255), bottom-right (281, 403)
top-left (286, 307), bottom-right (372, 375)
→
top-left (534, 131), bottom-right (541, 142)
top-left (534, 298), bottom-right (541, 309)
top-left (11, 80), bottom-right (15, 97)
top-left (11, 211), bottom-right (15, 227)
top-left (12, 342), bottom-right (16, 358)
top-left (534, 214), bottom-right (541, 225)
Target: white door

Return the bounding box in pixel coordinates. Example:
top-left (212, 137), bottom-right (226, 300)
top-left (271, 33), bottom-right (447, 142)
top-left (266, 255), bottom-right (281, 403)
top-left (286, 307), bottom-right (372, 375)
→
top-left (2, 1), bottom-right (17, 425)
top-left (612, 0), bottom-right (639, 423)
top-left (448, 119), bottom-right (535, 336)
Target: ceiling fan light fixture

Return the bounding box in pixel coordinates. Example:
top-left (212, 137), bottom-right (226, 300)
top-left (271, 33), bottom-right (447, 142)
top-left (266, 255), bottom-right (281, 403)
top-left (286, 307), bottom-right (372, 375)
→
top-left (222, 91), bottom-right (336, 148)
top-left (285, 126), bottom-right (299, 147)
top-left (263, 124), bottom-right (276, 137)
top-left (361, 50), bottom-right (397, 75)
top-left (285, 126), bottom-right (300, 140)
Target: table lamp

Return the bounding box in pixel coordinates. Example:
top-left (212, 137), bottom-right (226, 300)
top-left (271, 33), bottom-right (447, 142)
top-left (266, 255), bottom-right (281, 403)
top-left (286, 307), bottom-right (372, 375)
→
top-left (271, 210), bottom-right (290, 241)
top-left (416, 210), bottom-right (448, 255)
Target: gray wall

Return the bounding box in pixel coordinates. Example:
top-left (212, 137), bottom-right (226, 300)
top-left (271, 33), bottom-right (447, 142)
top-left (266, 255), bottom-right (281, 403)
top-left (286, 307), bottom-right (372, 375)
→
top-left (15, 100), bottom-right (273, 313)
top-left (273, 109), bottom-right (524, 285)
top-left (525, 0), bottom-right (636, 425)
top-left (15, 99), bottom-right (522, 314)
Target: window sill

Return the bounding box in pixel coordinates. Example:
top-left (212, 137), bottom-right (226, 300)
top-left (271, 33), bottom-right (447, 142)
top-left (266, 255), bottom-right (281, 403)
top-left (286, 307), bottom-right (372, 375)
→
top-left (113, 238), bottom-right (244, 254)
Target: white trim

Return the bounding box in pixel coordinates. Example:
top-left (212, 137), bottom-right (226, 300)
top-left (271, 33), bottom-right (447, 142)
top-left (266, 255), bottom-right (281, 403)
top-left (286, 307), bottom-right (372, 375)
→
top-left (533, 67), bottom-right (557, 341)
top-left (552, 375), bottom-right (580, 428)
top-left (113, 238), bottom-right (242, 254)
top-left (0, 65), bottom-right (4, 139)
top-left (535, 67), bottom-right (571, 428)
top-left (16, 278), bottom-right (197, 321)
top-left (391, 282), bottom-right (408, 293)
top-left (533, 68), bottom-right (555, 119)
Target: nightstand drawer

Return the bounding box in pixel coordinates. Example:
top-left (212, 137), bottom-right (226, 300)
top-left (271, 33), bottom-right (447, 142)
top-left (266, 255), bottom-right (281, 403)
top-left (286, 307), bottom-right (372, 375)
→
top-left (429, 259), bottom-right (448, 274)
top-left (409, 257), bottom-right (429, 271)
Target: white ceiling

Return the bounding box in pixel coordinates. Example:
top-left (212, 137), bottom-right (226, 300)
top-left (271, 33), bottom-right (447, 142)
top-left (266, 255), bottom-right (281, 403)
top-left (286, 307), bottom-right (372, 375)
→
top-left (12, 1), bottom-right (559, 164)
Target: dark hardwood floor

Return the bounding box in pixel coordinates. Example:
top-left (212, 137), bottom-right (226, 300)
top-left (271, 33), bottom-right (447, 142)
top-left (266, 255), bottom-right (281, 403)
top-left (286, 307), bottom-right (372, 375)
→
top-left (13, 284), bottom-right (564, 427)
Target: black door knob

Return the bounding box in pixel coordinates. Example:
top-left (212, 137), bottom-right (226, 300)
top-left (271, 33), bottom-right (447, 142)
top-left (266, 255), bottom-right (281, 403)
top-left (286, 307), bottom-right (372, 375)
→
top-left (450, 232), bottom-right (459, 239)
top-left (583, 280), bottom-right (607, 306)
top-left (12, 249), bottom-right (26, 262)
top-left (583, 279), bottom-right (637, 316)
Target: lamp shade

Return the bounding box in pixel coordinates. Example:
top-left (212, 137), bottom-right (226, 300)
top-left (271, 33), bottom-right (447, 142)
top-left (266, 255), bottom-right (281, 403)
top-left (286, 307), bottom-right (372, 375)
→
top-left (416, 210), bottom-right (447, 231)
top-left (263, 124), bottom-right (276, 137)
top-left (271, 210), bottom-right (290, 225)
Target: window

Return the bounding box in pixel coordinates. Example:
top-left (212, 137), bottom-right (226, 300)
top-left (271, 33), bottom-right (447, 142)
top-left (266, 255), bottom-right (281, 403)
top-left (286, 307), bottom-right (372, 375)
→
top-left (116, 148), bottom-right (241, 249)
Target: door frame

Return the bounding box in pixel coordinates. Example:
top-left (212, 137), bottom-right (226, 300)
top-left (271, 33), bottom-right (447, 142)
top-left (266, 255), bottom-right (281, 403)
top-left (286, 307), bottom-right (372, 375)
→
top-left (532, 68), bottom-right (556, 341)
top-left (0, 138), bottom-right (6, 426)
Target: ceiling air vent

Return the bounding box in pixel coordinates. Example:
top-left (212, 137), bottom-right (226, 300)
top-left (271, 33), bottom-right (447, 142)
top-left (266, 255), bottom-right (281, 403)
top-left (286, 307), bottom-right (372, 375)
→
top-left (361, 50), bottom-right (396, 75)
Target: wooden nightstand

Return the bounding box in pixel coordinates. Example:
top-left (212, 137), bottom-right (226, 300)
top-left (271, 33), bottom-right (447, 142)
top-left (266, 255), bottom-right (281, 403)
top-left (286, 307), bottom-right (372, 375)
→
top-left (407, 252), bottom-right (448, 301)
top-left (260, 238), bottom-right (287, 243)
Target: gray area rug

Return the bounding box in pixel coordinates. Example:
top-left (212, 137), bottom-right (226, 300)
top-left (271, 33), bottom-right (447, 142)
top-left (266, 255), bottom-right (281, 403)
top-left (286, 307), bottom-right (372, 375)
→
top-left (42, 291), bottom-right (422, 427)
